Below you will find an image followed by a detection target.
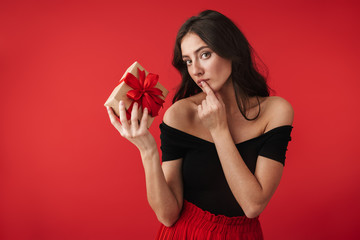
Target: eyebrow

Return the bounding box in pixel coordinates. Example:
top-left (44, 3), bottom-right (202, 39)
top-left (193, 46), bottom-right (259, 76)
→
top-left (182, 46), bottom-right (210, 58)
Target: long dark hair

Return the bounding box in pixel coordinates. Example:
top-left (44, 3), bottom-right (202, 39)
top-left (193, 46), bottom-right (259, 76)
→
top-left (172, 10), bottom-right (272, 120)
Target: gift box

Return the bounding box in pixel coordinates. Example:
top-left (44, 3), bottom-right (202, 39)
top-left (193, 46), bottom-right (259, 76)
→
top-left (104, 61), bottom-right (168, 128)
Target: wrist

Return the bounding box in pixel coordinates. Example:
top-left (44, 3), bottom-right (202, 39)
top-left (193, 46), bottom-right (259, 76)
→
top-left (210, 125), bottom-right (231, 142)
top-left (209, 123), bottom-right (229, 136)
top-left (140, 147), bottom-right (159, 161)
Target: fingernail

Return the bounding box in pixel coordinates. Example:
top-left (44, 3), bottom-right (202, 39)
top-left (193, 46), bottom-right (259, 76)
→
top-left (134, 102), bottom-right (138, 107)
top-left (120, 101), bottom-right (124, 105)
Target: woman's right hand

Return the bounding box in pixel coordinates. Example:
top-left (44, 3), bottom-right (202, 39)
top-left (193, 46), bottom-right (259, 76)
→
top-left (106, 101), bottom-right (157, 154)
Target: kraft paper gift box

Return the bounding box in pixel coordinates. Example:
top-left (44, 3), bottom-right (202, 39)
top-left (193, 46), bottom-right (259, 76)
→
top-left (104, 61), bottom-right (168, 128)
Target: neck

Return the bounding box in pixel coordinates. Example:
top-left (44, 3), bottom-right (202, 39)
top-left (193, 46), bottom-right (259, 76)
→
top-left (217, 79), bottom-right (240, 115)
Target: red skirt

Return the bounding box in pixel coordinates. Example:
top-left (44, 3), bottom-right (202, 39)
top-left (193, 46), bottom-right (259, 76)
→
top-left (155, 200), bottom-right (263, 240)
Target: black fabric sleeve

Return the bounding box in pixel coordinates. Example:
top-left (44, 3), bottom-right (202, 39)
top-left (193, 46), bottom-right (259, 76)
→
top-left (258, 126), bottom-right (293, 166)
top-left (159, 123), bottom-right (186, 162)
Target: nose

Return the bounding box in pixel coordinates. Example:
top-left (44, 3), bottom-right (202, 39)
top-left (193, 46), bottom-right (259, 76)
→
top-left (191, 60), bottom-right (204, 77)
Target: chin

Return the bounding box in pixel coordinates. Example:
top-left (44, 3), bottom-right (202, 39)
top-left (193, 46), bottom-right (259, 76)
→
top-left (209, 83), bottom-right (222, 92)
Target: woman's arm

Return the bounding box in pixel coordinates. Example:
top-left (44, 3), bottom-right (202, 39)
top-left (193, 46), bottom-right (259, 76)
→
top-left (106, 101), bottom-right (183, 226)
top-left (210, 127), bottom-right (287, 218)
top-left (198, 82), bottom-right (294, 218)
top-left (141, 151), bottom-right (183, 227)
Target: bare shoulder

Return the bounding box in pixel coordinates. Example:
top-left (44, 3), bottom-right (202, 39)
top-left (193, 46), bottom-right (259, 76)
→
top-left (163, 94), bottom-right (202, 130)
top-left (264, 96), bottom-right (294, 131)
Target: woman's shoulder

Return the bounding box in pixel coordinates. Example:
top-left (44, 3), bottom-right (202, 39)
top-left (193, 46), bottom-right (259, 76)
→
top-left (263, 96), bottom-right (294, 131)
top-left (264, 96), bottom-right (293, 112)
top-left (163, 93), bottom-right (205, 130)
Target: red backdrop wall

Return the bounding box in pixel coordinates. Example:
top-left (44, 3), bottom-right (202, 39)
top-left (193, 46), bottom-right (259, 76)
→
top-left (1, 0), bottom-right (359, 239)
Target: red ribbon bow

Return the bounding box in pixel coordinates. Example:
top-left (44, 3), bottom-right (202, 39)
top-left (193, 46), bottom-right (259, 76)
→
top-left (120, 68), bottom-right (164, 120)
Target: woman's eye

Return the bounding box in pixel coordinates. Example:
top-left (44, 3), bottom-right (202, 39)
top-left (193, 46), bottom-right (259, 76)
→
top-left (201, 52), bottom-right (211, 59)
top-left (184, 59), bottom-right (192, 66)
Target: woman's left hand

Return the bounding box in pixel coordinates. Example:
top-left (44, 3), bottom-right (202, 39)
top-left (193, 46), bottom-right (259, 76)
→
top-left (106, 101), bottom-right (157, 154)
top-left (197, 81), bottom-right (228, 132)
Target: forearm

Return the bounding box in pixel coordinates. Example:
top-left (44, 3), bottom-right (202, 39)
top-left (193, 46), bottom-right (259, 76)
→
top-left (211, 128), bottom-right (266, 217)
top-left (140, 149), bottom-right (181, 225)
top-left (107, 102), bottom-right (181, 225)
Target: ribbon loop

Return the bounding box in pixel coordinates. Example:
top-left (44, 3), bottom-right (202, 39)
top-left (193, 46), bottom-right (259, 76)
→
top-left (121, 68), bottom-right (164, 119)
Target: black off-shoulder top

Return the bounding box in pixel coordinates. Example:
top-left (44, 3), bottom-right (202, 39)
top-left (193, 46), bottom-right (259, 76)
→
top-left (160, 122), bottom-right (293, 217)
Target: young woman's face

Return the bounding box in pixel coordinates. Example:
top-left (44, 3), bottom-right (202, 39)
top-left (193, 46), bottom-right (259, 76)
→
top-left (180, 33), bottom-right (232, 92)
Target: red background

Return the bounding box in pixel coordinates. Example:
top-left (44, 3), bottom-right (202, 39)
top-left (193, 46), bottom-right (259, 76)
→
top-left (1, 0), bottom-right (359, 239)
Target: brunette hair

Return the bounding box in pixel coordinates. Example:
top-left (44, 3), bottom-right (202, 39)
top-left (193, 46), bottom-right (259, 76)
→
top-left (172, 10), bottom-right (272, 120)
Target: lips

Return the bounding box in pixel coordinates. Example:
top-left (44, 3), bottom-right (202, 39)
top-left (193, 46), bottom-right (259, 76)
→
top-left (196, 79), bottom-right (209, 85)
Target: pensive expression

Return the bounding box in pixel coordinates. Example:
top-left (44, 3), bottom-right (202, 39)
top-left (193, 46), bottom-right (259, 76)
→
top-left (180, 33), bottom-right (232, 92)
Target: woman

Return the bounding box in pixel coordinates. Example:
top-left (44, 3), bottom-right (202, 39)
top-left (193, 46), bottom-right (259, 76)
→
top-left (107, 10), bottom-right (293, 240)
